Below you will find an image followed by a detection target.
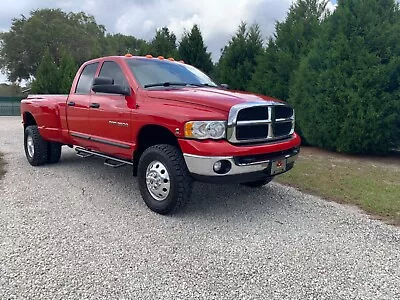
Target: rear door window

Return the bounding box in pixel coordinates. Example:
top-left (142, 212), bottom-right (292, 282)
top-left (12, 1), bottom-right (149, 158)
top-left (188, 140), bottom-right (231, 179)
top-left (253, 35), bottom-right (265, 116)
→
top-left (75, 63), bottom-right (99, 94)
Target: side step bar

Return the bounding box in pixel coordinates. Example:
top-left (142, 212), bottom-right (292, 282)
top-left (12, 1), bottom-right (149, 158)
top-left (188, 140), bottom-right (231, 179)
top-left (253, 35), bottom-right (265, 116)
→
top-left (75, 147), bottom-right (133, 168)
top-left (76, 151), bottom-right (94, 159)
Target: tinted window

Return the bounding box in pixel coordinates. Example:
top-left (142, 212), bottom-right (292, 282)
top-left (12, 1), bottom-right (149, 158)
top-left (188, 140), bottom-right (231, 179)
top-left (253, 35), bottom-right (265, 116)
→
top-left (75, 63), bottom-right (98, 94)
top-left (99, 61), bottom-right (128, 86)
top-left (127, 58), bottom-right (218, 88)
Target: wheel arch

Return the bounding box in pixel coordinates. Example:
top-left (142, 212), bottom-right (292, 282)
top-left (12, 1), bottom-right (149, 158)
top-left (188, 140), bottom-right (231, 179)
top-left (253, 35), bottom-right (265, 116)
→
top-left (133, 124), bottom-right (180, 176)
top-left (23, 111), bottom-right (37, 129)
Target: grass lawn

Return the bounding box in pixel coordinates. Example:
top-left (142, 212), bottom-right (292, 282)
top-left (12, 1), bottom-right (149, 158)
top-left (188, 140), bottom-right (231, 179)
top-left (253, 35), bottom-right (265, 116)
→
top-left (276, 147), bottom-right (400, 226)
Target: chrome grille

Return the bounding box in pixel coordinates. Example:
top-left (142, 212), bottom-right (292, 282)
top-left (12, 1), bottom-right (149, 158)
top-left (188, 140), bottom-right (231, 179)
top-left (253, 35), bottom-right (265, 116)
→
top-left (227, 102), bottom-right (295, 144)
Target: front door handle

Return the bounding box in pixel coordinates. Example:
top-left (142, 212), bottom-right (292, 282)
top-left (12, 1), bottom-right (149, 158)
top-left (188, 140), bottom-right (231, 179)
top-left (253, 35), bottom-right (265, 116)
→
top-left (67, 101), bottom-right (75, 106)
top-left (90, 103), bottom-right (100, 108)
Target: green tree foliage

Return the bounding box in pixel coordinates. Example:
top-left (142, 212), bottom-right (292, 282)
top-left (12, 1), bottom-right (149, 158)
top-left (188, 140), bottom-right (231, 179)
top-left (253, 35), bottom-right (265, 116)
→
top-left (102, 33), bottom-right (149, 56)
top-left (31, 48), bottom-right (78, 94)
top-left (290, 0), bottom-right (400, 154)
top-left (148, 27), bottom-right (178, 58)
top-left (178, 25), bottom-right (213, 74)
top-left (216, 22), bottom-right (263, 90)
top-left (0, 9), bottom-right (105, 81)
top-left (58, 49), bottom-right (78, 94)
top-left (31, 49), bottom-right (59, 94)
top-left (249, 0), bottom-right (328, 101)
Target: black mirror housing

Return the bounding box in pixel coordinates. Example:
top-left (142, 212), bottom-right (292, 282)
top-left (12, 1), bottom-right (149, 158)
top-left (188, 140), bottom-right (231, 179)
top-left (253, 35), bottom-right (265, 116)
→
top-left (93, 76), bottom-right (114, 86)
top-left (92, 76), bottom-right (130, 96)
top-left (220, 83), bottom-right (229, 89)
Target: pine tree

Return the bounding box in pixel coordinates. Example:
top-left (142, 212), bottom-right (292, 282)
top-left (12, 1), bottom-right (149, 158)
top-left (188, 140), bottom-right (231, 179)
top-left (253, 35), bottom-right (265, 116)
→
top-left (31, 48), bottom-right (59, 94)
top-left (216, 22), bottom-right (263, 90)
top-left (290, 0), bottom-right (400, 154)
top-left (178, 25), bottom-right (213, 74)
top-left (148, 27), bottom-right (178, 58)
top-left (249, 0), bottom-right (328, 101)
top-left (59, 49), bottom-right (78, 94)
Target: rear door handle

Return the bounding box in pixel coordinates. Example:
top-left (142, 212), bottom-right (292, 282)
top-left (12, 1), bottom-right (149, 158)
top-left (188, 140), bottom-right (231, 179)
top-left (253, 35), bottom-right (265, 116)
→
top-left (90, 103), bottom-right (100, 108)
top-left (67, 101), bottom-right (75, 106)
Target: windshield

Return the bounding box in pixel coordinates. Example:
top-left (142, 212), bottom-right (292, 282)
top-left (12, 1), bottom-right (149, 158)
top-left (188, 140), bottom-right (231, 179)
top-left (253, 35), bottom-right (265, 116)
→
top-left (127, 58), bottom-right (219, 88)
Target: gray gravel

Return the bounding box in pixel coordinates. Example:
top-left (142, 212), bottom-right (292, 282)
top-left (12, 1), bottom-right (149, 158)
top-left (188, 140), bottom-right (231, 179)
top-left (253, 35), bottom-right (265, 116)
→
top-left (0, 116), bottom-right (399, 300)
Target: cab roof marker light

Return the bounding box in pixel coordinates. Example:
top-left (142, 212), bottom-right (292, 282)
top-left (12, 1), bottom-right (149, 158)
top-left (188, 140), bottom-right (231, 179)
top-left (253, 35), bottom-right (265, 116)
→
top-left (158, 56), bottom-right (165, 60)
top-left (125, 53), bottom-right (133, 57)
top-left (145, 54), bottom-right (153, 58)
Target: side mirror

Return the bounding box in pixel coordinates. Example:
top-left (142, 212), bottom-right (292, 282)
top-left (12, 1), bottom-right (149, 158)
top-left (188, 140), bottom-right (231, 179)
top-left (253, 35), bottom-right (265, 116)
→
top-left (92, 76), bottom-right (131, 96)
top-left (93, 77), bottom-right (114, 86)
top-left (220, 83), bottom-right (229, 89)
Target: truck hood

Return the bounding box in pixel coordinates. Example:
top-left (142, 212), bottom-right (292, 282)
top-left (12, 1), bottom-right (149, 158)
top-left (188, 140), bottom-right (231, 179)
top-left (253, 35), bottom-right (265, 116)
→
top-left (146, 87), bottom-right (283, 112)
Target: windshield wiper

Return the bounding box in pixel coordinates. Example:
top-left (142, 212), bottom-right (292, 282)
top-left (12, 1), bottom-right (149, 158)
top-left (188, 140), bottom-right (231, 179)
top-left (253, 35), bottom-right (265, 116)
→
top-left (144, 82), bottom-right (188, 88)
top-left (144, 82), bottom-right (219, 88)
top-left (186, 83), bottom-right (219, 88)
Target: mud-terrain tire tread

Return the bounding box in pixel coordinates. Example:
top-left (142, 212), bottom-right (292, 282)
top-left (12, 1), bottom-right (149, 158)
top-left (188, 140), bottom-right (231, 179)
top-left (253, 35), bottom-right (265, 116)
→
top-left (47, 142), bottom-right (62, 163)
top-left (24, 125), bottom-right (49, 166)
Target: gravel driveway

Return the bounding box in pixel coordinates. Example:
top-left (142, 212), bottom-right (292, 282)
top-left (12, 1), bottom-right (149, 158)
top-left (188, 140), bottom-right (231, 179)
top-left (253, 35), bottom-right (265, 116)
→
top-left (1, 116), bottom-right (399, 300)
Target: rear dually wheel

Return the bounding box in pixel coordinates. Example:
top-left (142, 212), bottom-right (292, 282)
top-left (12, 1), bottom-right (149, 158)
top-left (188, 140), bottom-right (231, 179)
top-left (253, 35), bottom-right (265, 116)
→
top-left (47, 142), bottom-right (62, 163)
top-left (24, 125), bottom-right (49, 166)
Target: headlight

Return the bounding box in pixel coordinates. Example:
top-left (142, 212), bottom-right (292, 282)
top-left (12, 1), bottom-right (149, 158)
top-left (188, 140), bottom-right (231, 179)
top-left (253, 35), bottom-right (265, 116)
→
top-left (184, 121), bottom-right (226, 139)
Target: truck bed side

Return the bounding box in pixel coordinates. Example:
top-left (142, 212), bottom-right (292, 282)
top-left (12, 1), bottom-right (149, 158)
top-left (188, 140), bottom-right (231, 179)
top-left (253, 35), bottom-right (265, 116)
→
top-left (20, 94), bottom-right (71, 144)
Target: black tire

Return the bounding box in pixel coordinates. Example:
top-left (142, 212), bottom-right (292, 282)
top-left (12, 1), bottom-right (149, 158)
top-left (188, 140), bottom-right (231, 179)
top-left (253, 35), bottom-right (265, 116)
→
top-left (47, 142), bottom-right (62, 163)
top-left (241, 177), bottom-right (273, 188)
top-left (24, 125), bottom-right (49, 166)
top-left (138, 144), bottom-right (193, 215)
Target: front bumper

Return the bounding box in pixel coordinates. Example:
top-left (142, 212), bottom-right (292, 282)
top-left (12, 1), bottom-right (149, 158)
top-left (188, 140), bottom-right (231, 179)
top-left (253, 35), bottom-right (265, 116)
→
top-left (183, 146), bottom-right (300, 184)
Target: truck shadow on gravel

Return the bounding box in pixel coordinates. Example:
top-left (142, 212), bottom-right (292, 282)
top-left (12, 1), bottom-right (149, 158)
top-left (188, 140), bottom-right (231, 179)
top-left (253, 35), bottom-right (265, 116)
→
top-left (51, 151), bottom-right (288, 219)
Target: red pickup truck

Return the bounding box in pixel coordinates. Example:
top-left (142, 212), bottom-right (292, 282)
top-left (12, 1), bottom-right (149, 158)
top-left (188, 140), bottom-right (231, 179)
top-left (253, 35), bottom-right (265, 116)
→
top-left (20, 54), bottom-right (301, 214)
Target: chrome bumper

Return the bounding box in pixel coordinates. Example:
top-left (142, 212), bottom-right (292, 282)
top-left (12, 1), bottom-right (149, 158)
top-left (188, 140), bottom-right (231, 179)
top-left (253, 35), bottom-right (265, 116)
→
top-left (183, 148), bottom-right (299, 177)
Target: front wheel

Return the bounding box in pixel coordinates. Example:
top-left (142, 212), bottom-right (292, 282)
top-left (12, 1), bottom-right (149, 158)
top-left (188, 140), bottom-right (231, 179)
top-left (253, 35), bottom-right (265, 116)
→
top-left (137, 144), bottom-right (193, 214)
top-left (241, 177), bottom-right (273, 188)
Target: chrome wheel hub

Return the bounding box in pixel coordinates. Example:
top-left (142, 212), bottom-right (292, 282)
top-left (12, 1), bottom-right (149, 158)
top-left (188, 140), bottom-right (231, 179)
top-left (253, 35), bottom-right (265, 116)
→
top-left (27, 135), bottom-right (34, 158)
top-left (146, 160), bottom-right (170, 201)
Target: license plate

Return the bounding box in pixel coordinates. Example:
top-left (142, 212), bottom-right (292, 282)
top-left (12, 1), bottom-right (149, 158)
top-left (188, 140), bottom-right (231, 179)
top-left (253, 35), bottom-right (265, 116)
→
top-left (271, 158), bottom-right (287, 175)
